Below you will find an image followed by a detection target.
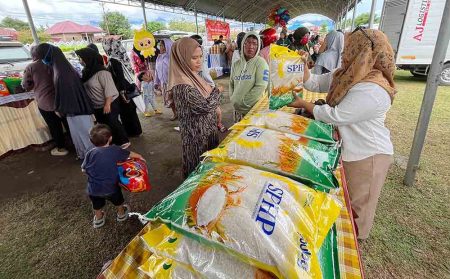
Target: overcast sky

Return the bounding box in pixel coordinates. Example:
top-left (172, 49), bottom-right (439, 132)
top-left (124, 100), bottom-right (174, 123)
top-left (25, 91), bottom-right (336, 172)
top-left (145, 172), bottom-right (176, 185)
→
top-left (0, 0), bottom-right (384, 29)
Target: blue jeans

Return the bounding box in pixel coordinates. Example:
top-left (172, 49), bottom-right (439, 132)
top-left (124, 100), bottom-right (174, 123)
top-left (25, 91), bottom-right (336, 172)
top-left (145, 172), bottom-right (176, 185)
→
top-left (143, 82), bottom-right (158, 112)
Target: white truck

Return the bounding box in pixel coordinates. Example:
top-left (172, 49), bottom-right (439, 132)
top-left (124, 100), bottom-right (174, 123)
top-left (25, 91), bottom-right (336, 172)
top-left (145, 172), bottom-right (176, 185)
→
top-left (380, 0), bottom-right (450, 85)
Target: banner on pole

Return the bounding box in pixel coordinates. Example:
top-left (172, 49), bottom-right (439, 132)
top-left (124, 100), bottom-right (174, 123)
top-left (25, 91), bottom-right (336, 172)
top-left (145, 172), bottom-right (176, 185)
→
top-left (205, 19), bottom-right (230, 41)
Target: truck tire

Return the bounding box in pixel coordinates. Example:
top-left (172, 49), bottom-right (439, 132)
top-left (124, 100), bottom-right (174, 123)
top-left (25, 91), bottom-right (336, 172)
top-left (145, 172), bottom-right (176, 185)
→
top-left (410, 70), bottom-right (424, 77)
top-left (439, 63), bottom-right (450, 86)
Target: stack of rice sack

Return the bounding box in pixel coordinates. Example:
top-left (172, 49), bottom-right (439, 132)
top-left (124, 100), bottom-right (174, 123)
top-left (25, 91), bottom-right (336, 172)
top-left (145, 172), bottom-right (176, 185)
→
top-left (141, 162), bottom-right (341, 278)
top-left (110, 104), bottom-right (343, 278)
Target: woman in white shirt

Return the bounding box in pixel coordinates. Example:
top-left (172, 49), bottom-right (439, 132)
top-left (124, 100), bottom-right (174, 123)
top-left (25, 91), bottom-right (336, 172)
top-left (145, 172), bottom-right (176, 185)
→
top-left (289, 28), bottom-right (397, 240)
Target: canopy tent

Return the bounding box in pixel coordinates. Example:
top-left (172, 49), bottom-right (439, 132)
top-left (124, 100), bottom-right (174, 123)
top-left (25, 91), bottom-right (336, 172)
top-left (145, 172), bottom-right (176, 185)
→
top-left (98, 0), bottom-right (356, 23)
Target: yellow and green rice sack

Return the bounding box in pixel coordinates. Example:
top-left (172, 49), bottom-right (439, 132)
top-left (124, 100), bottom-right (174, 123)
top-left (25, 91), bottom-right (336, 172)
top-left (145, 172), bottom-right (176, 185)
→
top-left (269, 44), bottom-right (305, 110)
top-left (145, 162), bottom-right (342, 279)
top-left (205, 127), bottom-right (340, 191)
top-left (141, 223), bottom-right (275, 278)
top-left (232, 110), bottom-right (336, 144)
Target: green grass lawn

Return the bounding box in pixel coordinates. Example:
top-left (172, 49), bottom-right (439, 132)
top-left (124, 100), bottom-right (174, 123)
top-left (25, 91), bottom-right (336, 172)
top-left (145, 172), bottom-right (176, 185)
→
top-left (0, 71), bottom-right (448, 278)
top-left (360, 71), bottom-right (450, 278)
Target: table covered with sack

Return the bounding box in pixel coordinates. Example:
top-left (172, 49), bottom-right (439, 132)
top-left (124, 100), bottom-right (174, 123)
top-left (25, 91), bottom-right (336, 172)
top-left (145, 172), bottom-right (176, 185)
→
top-left (0, 92), bottom-right (51, 157)
top-left (98, 92), bottom-right (364, 279)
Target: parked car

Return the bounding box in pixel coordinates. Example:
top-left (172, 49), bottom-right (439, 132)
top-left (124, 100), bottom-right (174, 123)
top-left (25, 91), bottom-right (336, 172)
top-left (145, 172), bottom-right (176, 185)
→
top-left (121, 31), bottom-right (195, 57)
top-left (0, 40), bottom-right (33, 75)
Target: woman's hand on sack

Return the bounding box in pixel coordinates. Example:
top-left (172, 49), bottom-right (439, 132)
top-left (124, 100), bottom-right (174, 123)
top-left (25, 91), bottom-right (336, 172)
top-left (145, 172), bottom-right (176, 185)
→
top-left (297, 50), bottom-right (309, 64)
top-left (103, 103), bottom-right (111, 114)
top-left (288, 92), bottom-right (303, 108)
top-left (288, 92), bottom-right (316, 115)
top-left (217, 85), bottom-right (224, 93)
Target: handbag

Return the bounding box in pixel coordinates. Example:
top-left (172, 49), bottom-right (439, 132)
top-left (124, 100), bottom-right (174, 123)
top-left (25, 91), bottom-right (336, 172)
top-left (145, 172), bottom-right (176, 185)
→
top-left (108, 59), bottom-right (140, 101)
top-left (124, 83), bottom-right (140, 100)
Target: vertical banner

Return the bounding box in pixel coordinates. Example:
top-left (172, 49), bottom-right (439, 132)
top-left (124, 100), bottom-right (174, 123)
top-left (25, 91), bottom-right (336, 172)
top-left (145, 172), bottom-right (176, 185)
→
top-left (205, 19), bottom-right (230, 41)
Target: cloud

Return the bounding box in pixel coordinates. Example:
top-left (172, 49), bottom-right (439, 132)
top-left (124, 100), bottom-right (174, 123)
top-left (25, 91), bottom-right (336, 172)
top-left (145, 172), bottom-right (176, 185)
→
top-left (0, 0), bottom-right (178, 27)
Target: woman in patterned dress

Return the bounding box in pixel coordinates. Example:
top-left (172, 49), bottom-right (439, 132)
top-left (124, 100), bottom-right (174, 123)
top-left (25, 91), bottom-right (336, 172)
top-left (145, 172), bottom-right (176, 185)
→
top-left (168, 37), bottom-right (222, 178)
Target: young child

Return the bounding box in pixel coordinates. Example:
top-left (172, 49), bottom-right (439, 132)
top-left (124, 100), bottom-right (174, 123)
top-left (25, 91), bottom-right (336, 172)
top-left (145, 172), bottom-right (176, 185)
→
top-left (138, 71), bottom-right (162, 117)
top-left (82, 124), bottom-right (144, 228)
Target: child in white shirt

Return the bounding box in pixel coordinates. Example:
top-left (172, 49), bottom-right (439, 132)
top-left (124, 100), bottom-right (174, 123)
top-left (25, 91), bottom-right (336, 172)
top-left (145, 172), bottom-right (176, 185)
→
top-left (138, 71), bottom-right (162, 117)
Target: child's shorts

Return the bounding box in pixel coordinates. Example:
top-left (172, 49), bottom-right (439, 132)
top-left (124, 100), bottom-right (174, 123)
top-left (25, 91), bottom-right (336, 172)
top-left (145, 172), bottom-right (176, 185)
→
top-left (89, 190), bottom-right (124, 210)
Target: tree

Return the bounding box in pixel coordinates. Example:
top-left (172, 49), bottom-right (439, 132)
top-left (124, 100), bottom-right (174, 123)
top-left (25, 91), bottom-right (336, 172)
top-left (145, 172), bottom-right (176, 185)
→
top-left (168, 18), bottom-right (205, 33)
top-left (18, 30), bottom-right (51, 44)
top-left (99, 11), bottom-right (132, 39)
top-left (147, 21), bottom-right (165, 33)
top-left (0, 17), bottom-right (29, 31)
top-left (355, 13), bottom-right (370, 27)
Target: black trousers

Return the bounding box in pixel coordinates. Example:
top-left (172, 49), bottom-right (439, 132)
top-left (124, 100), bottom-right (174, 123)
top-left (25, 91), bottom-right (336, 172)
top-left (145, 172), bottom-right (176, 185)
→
top-left (94, 98), bottom-right (129, 146)
top-left (39, 108), bottom-right (69, 148)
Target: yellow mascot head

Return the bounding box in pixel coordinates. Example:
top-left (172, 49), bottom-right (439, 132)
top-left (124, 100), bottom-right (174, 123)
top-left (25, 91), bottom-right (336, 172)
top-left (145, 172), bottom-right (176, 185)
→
top-left (133, 28), bottom-right (156, 58)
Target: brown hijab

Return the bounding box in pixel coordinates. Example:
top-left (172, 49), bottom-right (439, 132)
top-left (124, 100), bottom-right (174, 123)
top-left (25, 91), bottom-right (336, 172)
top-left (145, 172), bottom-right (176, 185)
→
top-left (168, 37), bottom-right (213, 97)
top-left (327, 29), bottom-right (396, 107)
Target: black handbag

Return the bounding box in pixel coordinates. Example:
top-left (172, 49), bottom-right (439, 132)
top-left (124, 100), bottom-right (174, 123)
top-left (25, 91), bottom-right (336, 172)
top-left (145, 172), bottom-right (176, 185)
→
top-left (124, 83), bottom-right (140, 100)
top-left (108, 60), bottom-right (140, 101)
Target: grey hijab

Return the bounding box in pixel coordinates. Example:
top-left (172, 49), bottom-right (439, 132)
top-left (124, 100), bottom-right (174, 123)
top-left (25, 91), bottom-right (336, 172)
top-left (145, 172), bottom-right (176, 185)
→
top-left (313, 31), bottom-right (344, 74)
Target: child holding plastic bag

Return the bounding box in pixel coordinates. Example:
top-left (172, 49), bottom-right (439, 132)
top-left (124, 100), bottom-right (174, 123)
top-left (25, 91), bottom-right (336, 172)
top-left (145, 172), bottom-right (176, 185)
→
top-left (82, 124), bottom-right (144, 228)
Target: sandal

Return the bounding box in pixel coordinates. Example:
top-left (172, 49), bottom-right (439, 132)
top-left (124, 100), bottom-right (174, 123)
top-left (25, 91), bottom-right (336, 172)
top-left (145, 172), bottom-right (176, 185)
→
top-left (93, 211), bottom-right (106, 228)
top-left (117, 204), bottom-right (130, 222)
top-left (218, 124), bottom-right (227, 133)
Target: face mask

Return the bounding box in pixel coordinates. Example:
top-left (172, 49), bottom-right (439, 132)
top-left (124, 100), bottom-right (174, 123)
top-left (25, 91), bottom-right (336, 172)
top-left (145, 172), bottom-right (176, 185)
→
top-left (300, 36), bottom-right (309, 45)
top-left (42, 46), bottom-right (53, 65)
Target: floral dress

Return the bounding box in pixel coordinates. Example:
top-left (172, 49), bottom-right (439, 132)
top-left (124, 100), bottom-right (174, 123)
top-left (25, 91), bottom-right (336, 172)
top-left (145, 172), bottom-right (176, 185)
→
top-left (172, 84), bottom-right (221, 178)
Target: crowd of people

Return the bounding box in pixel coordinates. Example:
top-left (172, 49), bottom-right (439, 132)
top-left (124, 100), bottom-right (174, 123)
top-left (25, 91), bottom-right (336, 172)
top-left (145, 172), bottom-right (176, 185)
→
top-left (24, 26), bottom-right (395, 240)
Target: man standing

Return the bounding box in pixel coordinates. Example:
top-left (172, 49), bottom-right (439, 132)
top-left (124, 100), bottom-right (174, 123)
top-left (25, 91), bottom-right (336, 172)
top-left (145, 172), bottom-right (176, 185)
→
top-left (214, 35), bottom-right (224, 45)
top-left (229, 31), bottom-right (269, 122)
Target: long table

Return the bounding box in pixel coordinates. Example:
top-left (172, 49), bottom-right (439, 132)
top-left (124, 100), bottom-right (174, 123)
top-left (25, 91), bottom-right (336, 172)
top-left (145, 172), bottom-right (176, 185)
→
top-left (99, 94), bottom-right (364, 279)
top-left (0, 92), bottom-right (51, 157)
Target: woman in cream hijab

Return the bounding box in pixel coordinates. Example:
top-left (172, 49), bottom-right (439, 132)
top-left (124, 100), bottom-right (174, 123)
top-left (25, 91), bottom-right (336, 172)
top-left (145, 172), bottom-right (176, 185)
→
top-left (168, 37), bottom-right (222, 178)
top-left (289, 28), bottom-right (396, 240)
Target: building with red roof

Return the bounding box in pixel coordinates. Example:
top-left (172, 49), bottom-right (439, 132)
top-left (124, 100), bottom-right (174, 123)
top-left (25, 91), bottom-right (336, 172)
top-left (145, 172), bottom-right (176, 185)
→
top-left (0, 27), bottom-right (18, 40)
top-left (46, 21), bottom-right (103, 42)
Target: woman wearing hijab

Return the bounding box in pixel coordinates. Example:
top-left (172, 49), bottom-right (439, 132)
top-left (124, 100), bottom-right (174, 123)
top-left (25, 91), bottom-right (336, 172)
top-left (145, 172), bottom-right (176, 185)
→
top-left (35, 43), bottom-right (94, 160)
top-left (87, 43), bottom-right (108, 65)
top-left (76, 47), bottom-right (130, 148)
top-left (312, 31), bottom-right (344, 74)
top-left (22, 46), bottom-right (69, 156)
top-left (102, 38), bottom-right (142, 137)
top-left (155, 39), bottom-right (176, 120)
top-left (289, 29), bottom-right (396, 240)
top-left (289, 27), bottom-right (311, 52)
top-left (168, 37), bottom-right (221, 178)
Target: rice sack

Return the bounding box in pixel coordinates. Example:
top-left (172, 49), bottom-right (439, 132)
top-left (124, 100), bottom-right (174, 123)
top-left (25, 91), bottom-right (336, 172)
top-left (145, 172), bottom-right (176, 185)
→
top-left (205, 127), bottom-right (339, 190)
top-left (232, 110), bottom-right (335, 144)
top-left (269, 45), bottom-right (305, 110)
top-left (142, 223), bottom-right (275, 279)
top-left (145, 162), bottom-right (342, 279)
top-left (139, 254), bottom-right (200, 279)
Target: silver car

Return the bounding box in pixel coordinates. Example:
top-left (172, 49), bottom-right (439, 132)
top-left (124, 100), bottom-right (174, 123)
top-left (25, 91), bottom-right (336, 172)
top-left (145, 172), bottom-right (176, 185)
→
top-left (0, 41), bottom-right (33, 75)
